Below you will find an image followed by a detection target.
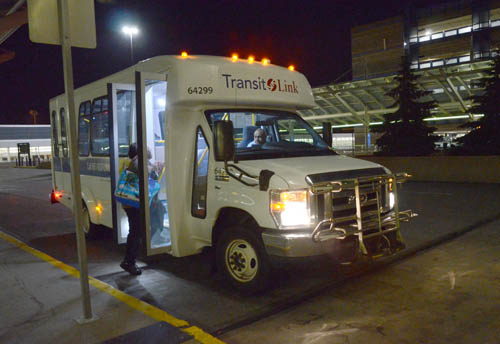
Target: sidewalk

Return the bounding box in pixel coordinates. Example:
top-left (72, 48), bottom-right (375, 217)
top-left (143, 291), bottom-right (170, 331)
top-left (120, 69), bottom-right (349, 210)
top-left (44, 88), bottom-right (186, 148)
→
top-left (0, 230), bottom-right (220, 344)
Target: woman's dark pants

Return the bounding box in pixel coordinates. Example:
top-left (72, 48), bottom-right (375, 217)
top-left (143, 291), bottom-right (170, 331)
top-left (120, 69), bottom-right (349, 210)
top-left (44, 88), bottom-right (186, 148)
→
top-left (123, 207), bottom-right (141, 264)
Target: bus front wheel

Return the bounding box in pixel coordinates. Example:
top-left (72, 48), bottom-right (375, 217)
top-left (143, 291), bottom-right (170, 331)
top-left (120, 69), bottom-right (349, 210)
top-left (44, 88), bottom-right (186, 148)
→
top-left (82, 204), bottom-right (99, 239)
top-left (216, 226), bottom-right (271, 294)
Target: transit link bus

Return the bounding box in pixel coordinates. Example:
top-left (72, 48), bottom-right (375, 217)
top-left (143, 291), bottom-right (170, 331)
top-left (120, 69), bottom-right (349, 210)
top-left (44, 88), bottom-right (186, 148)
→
top-left (50, 54), bottom-right (414, 293)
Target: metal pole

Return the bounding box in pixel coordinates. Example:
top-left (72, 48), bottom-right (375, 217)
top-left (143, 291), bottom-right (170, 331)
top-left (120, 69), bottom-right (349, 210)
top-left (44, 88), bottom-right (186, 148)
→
top-left (364, 107), bottom-right (369, 152)
top-left (57, 0), bottom-right (93, 322)
top-left (129, 33), bottom-right (133, 63)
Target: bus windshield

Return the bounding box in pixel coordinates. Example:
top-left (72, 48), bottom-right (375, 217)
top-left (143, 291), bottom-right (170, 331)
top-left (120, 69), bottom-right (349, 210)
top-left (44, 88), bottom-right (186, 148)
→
top-left (206, 110), bottom-right (336, 160)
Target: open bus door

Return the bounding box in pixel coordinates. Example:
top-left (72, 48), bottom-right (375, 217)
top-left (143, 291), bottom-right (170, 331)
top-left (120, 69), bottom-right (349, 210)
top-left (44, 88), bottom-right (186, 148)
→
top-left (135, 72), bottom-right (171, 256)
top-left (108, 83), bottom-right (137, 244)
top-left (109, 73), bottom-right (170, 254)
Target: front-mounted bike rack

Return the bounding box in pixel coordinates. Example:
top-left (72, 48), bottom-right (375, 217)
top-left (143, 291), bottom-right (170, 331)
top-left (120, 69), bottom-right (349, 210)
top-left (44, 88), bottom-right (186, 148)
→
top-left (311, 173), bottom-right (417, 258)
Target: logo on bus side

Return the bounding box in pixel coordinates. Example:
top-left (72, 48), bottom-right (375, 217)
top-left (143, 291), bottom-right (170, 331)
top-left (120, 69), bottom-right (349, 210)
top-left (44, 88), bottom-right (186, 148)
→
top-left (222, 74), bottom-right (298, 94)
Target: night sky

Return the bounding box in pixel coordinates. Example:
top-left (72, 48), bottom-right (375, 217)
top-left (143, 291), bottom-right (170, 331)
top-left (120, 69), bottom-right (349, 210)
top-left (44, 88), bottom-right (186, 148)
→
top-left (0, 0), bottom-right (444, 125)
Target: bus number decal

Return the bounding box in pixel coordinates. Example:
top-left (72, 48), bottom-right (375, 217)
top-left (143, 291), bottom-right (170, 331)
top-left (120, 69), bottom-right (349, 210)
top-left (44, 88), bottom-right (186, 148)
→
top-left (187, 86), bottom-right (213, 95)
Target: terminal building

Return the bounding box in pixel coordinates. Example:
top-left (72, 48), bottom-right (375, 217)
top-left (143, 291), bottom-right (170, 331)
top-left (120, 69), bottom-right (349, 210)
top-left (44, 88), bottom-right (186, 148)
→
top-left (299, 0), bottom-right (500, 153)
top-left (0, 125), bottom-right (51, 162)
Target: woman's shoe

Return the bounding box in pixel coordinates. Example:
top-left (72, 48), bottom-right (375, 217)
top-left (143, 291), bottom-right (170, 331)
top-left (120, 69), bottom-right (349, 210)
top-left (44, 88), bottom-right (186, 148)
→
top-left (120, 261), bottom-right (142, 275)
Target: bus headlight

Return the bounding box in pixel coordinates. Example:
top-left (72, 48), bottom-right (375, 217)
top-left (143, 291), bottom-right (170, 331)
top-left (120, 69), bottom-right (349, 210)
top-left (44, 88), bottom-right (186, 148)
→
top-left (389, 192), bottom-right (395, 209)
top-left (270, 189), bottom-right (311, 228)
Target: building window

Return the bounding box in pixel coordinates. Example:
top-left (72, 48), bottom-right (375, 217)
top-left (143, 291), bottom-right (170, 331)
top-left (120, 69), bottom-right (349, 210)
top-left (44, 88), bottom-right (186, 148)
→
top-left (191, 127), bottom-right (209, 218)
top-left (445, 29), bottom-right (457, 37)
top-left (445, 57), bottom-right (458, 65)
top-left (459, 55), bottom-right (471, 63)
top-left (458, 26), bottom-right (472, 34)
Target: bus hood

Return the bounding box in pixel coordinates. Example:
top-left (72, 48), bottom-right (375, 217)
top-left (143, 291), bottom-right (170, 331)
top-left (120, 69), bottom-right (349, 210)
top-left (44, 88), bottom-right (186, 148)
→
top-left (236, 155), bottom-right (387, 188)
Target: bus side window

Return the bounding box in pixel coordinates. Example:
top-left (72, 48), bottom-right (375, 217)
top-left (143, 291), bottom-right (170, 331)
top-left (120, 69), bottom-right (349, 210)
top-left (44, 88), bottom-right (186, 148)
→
top-left (59, 108), bottom-right (69, 157)
top-left (101, 97), bottom-right (108, 112)
top-left (191, 127), bottom-right (209, 218)
top-left (117, 90), bottom-right (136, 156)
top-left (78, 101), bottom-right (90, 156)
top-left (85, 101), bottom-right (92, 115)
top-left (92, 98), bottom-right (102, 114)
top-left (90, 98), bottom-right (110, 156)
top-left (51, 110), bottom-right (59, 157)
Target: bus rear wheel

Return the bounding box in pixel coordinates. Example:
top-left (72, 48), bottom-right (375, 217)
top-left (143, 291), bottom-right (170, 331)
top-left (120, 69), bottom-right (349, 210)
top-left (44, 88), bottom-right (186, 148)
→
top-left (82, 204), bottom-right (99, 239)
top-left (216, 226), bottom-right (271, 294)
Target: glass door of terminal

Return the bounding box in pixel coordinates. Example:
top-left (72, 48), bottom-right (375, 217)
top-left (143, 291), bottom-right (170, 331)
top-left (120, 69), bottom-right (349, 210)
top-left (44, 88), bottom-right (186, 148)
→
top-left (135, 72), bottom-right (170, 255)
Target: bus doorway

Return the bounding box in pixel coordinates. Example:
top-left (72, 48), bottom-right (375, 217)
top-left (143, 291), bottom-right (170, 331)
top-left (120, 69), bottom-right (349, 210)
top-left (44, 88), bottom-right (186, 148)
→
top-left (108, 83), bottom-right (137, 244)
top-left (109, 75), bottom-right (169, 254)
top-left (135, 72), bottom-right (170, 256)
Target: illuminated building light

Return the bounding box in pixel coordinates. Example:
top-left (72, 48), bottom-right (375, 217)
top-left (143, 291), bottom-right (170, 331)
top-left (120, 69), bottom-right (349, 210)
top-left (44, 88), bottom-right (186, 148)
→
top-left (181, 51), bottom-right (188, 58)
top-left (423, 114), bottom-right (484, 122)
top-left (262, 58), bottom-right (270, 65)
top-left (248, 55), bottom-right (255, 64)
top-left (288, 65), bottom-right (295, 71)
top-left (231, 53), bottom-right (238, 62)
top-left (316, 114), bottom-right (483, 130)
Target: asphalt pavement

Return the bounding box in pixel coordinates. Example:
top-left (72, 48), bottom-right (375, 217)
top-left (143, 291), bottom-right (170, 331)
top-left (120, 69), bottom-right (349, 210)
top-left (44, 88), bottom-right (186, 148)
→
top-left (1, 165), bottom-right (499, 343)
top-left (220, 218), bottom-right (500, 344)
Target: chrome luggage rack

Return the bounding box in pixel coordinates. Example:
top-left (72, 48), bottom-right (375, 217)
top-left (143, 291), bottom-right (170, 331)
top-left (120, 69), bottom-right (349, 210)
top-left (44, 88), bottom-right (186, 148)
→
top-left (310, 172), bottom-right (417, 257)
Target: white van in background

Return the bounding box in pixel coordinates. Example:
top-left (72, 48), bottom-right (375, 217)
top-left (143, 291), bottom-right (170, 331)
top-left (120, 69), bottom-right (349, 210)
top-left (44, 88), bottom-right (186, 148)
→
top-left (50, 55), bottom-right (413, 293)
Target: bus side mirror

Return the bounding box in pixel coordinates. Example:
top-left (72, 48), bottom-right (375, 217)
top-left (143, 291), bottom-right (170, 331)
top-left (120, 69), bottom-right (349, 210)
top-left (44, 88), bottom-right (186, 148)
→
top-left (322, 122), bottom-right (332, 147)
top-left (214, 120), bottom-right (235, 161)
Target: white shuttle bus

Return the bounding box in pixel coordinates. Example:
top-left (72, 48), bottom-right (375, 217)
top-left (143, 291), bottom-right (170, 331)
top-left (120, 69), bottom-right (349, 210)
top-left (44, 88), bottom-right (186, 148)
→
top-left (50, 55), bottom-right (413, 292)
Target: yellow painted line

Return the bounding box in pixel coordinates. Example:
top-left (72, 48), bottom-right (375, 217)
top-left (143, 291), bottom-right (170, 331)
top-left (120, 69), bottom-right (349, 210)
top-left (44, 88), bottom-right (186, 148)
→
top-left (0, 230), bottom-right (225, 344)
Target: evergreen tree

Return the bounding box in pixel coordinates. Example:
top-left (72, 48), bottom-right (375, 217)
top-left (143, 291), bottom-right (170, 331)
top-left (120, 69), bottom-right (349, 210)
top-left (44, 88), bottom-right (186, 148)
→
top-left (373, 56), bottom-right (437, 156)
top-left (457, 52), bottom-right (500, 155)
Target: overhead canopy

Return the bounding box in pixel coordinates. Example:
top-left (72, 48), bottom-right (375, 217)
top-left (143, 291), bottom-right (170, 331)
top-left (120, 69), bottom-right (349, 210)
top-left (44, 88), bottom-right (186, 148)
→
top-left (299, 59), bottom-right (493, 128)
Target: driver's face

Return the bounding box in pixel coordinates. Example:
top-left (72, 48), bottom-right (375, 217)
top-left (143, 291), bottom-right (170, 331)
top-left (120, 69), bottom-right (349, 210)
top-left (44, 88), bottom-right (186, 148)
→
top-left (254, 129), bottom-right (267, 144)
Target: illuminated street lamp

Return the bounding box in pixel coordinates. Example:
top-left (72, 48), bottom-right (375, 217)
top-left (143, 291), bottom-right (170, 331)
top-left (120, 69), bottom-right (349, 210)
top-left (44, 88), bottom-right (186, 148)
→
top-left (122, 25), bottom-right (139, 63)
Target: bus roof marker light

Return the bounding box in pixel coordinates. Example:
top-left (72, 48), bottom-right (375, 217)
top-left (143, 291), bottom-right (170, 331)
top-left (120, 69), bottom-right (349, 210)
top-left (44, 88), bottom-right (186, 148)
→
top-left (288, 65), bottom-right (295, 71)
top-left (181, 51), bottom-right (188, 58)
top-left (262, 58), bottom-right (270, 65)
top-left (248, 55), bottom-right (255, 64)
top-left (231, 53), bottom-right (238, 62)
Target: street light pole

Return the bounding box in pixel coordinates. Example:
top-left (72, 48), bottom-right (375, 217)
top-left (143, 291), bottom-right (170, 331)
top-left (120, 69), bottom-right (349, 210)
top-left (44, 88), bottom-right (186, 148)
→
top-left (129, 32), bottom-right (133, 63)
top-left (122, 25), bottom-right (138, 64)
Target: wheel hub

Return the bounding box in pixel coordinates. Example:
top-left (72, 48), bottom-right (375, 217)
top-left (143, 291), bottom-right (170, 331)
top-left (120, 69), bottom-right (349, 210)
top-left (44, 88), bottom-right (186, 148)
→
top-left (226, 239), bottom-right (258, 282)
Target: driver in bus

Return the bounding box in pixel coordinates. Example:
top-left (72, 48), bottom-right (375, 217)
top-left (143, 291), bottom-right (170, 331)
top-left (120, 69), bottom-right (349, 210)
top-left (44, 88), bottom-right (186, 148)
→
top-left (247, 128), bottom-right (267, 147)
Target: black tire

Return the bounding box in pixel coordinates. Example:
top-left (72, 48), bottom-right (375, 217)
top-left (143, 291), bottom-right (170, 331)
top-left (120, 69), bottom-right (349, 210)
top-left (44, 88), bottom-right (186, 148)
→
top-left (216, 225), bottom-right (271, 294)
top-left (82, 203), bottom-right (99, 239)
